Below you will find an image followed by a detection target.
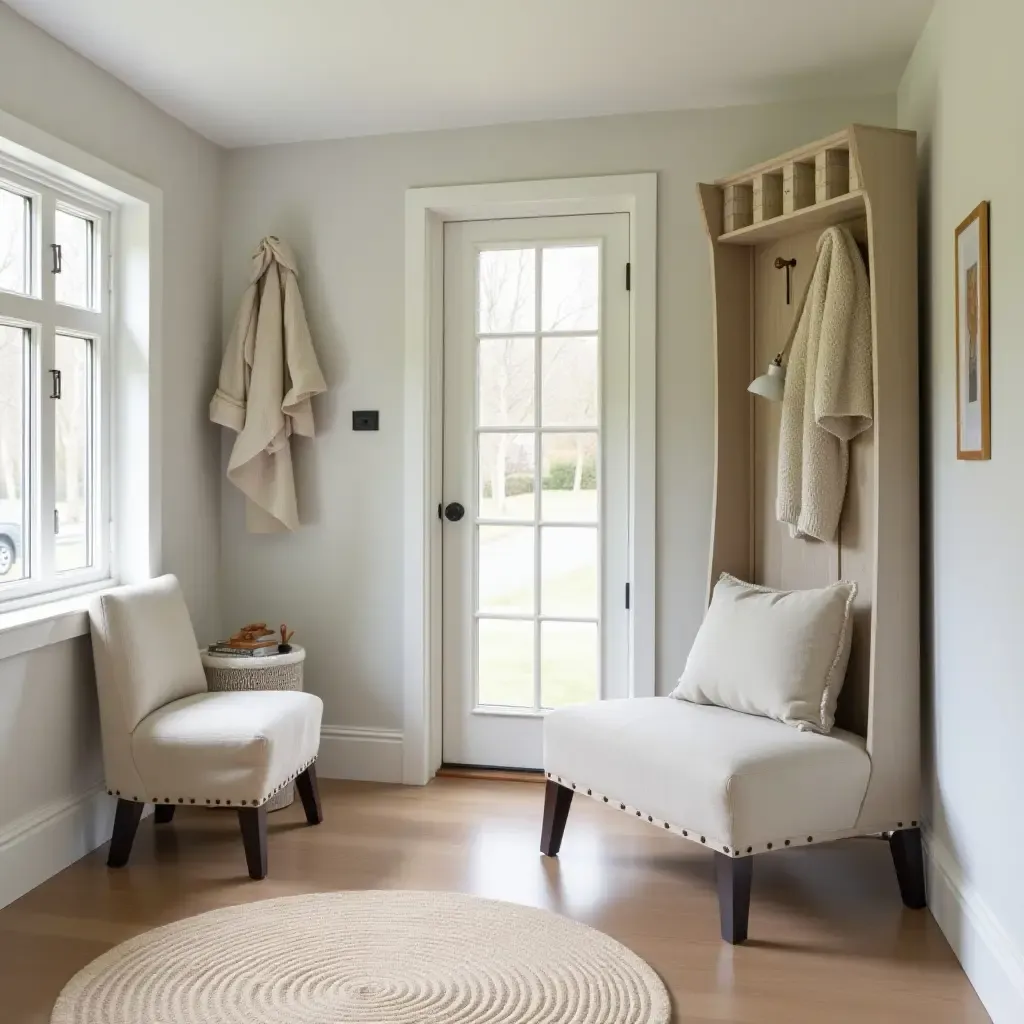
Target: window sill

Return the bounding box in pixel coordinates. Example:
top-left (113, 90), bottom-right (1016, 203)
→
top-left (0, 583), bottom-right (114, 662)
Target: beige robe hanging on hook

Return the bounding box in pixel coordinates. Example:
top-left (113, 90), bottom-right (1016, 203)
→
top-left (210, 236), bottom-right (327, 533)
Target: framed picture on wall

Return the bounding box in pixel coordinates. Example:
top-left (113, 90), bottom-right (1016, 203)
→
top-left (955, 201), bottom-right (991, 460)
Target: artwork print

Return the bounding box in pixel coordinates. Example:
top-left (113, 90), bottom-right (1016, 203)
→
top-left (955, 201), bottom-right (990, 460)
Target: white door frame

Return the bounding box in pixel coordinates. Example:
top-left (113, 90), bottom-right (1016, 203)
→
top-left (403, 174), bottom-right (657, 786)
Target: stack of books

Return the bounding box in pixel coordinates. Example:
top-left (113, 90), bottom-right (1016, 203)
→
top-left (208, 621), bottom-right (281, 658)
top-left (207, 641), bottom-right (279, 658)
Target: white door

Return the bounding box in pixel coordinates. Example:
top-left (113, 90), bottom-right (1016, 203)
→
top-left (441, 213), bottom-right (632, 769)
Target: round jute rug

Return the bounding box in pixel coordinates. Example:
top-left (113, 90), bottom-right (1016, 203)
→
top-left (51, 890), bottom-right (671, 1023)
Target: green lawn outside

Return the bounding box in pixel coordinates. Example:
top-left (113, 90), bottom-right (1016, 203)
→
top-left (476, 486), bottom-right (599, 710)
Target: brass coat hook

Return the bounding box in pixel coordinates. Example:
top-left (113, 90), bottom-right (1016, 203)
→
top-left (775, 256), bottom-right (797, 304)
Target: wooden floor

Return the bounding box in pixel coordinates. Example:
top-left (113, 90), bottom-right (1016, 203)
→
top-left (0, 778), bottom-right (989, 1023)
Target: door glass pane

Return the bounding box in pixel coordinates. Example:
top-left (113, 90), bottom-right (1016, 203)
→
top-left (541, 433), bottom-right (597, 523)
top-left (542, 336), bottom-right (598, 427)
top-left (541, 245), bottom-right (598, 331)
top-left (478, 619), bottom-right (534, 708)
top-left (479, 432), bottom-right (534, 521)
top-left (0, 188), bottom-right (30, 295)
top-left (479, 337), bottom-right (534, 427)
top-left (478, 248), bottom-right (535, 333)
top-left (55, 334), bottom-right (92, 572)
top-left (55, 210), bottom-right (94, 308)
top-left (541, 527), bottom-right (598, 617)
top-left (479, 526), bottom-right (534, 613)
top-left (0, 325), bottom-right (28, 584)
top-left (542, 621), bottom-right (598, 709)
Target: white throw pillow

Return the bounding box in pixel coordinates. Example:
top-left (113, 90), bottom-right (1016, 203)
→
top-left (670, 573), bottom-right (857, 733)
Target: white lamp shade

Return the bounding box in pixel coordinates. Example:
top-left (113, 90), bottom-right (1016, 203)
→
top-left (748, 362), bottom-right (786, 402)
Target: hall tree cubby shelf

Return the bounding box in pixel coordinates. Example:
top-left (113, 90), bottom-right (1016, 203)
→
top-left (697, 124), bottom-right (921, 830)
top-left (719, 127), bottom-right (863, 239)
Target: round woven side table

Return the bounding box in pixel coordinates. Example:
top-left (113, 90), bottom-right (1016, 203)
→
top-left (199, 645), bottom-right (306, 812)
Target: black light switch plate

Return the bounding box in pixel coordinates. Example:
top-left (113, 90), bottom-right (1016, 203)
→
top-left (353, 410), bottom-right (380, 431)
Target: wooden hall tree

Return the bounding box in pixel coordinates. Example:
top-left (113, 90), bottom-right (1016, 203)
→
top-left (697, 124), bottom-right (922, 933)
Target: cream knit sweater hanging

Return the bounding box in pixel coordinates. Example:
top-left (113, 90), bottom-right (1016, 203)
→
top-left (776, 226), bottom-right (873, 542)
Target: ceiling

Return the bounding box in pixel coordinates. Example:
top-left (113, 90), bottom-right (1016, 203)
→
top-left (7, 0), bottom-right (933, 149)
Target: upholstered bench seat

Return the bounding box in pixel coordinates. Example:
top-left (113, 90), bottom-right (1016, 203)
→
top-left (544, 697), bottom-right (871, 854)
top-left (132, 690), bottom-right (323, 808)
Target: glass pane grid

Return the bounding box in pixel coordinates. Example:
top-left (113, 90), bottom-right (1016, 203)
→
top-left (474, 241), bottom-right (603, 713)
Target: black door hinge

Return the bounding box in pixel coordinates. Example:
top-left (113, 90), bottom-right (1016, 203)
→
top-left (625, 262), bottom-right (631, 291)
top-left (625, 582), bottom-right (631, 609)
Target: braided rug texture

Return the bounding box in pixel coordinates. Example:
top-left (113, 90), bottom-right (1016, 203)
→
top-left (51, 890), bottom-right (670, 1023)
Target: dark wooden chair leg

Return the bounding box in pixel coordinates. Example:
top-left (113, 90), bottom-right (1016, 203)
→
top-left (540, 780), bottom-right (574, 857)
top-left (154, 804), bottom-right (175, 824)
top-left (237, 806), bottom-right (268, 880)
top-left (889, 827), bottom-right (927, 909)
top-left (716, 852), bottom-right (753, 944)
top-left (295, 764), bottom-right (323, 825)
top-left (107, 799), bottom-right (144, 868)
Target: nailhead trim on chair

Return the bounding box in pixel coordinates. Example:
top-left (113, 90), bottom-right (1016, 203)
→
top-left (547, 772), bottom-right (917, 857)
top-left (105, 757), bottom-right (318, 809)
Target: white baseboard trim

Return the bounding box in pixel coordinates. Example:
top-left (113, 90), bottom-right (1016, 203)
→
top-left (925, 831), bottom-right (1024, 1024)
top-left (0, 786), bottom-right (115, 910)
top-left (318, 725), bottom-right (404, 784)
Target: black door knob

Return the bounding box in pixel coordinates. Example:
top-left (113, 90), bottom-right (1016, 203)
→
top-left (444, 502), bottom-right (465, 522)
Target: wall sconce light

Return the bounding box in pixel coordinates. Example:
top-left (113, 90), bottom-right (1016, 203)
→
top-left (748, 354), bottom-right (786, 402)
top-left (749, 255), bottom-right (799, 402)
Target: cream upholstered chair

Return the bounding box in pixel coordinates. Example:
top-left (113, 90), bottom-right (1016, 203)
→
top-left (89, 575), bottom-right (324, 879)
top-left (541, 698), bottom-right (925, 944)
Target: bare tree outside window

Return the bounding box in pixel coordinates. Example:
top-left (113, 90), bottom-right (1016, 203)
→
top-left (0, 325), bottom-right (26, 581)
top-left (0, 188), bottom-right (28, 295)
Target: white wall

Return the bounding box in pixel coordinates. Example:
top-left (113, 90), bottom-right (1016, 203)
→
top-left (898, 3), bottom-right (1024, 1020)
top-left (220, 96), bottom-right (896, 763)
top-left (0, 4), bottom-right (223, 905)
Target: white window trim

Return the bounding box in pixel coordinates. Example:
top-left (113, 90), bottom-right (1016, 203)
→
top-left (0, 163), bottom-right (113, 604)
top-left (0, 105), bottom-right (163, 653)
top-left (403, 174), bottom-right (657, 786)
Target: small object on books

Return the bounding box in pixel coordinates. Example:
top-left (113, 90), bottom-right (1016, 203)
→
top-left (225, 622), bottom-right (278, 650)
top-left (279, 623), bottom-right (295, 654)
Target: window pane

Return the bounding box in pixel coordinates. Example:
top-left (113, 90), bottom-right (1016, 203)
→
top-left (479, 525), bottom-right (534, 614)
top-left (541, 527), bottom-right (598, 617)
top-left (55, 334), bottom-right (93, 572)
top-left (55, 210), bottom-right (94, 308)
top-left (541, 621), bottom-right (598, 709)
top-left (542, 336), bottom-right (597, 427)
top-left (541, 433), bottom-right (597, 522)
top-left (478, 619), bottom-right (534, 708)
top-left (479, 337), bottom-right (534, 427)
top-left (479, 432), bottom-right (534, 521)
top-left (0, 325), bottom-right (28, 584)
top-left (541, 245), bottom-right (598, 331)
top-left (478, 248), bottom-right (535, 333)
top-left (0, 188), bottom-right (30, 295)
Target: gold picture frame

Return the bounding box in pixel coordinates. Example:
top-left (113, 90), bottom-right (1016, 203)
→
top-left (955, 201), bottom-right (991, 460)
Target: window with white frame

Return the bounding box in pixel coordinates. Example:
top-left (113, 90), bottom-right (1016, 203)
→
top-left (0, 163), bottom-right (111, 603)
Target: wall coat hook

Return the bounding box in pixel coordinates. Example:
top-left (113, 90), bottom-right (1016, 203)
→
top-left (774, 256), bottom-right (797, 304)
